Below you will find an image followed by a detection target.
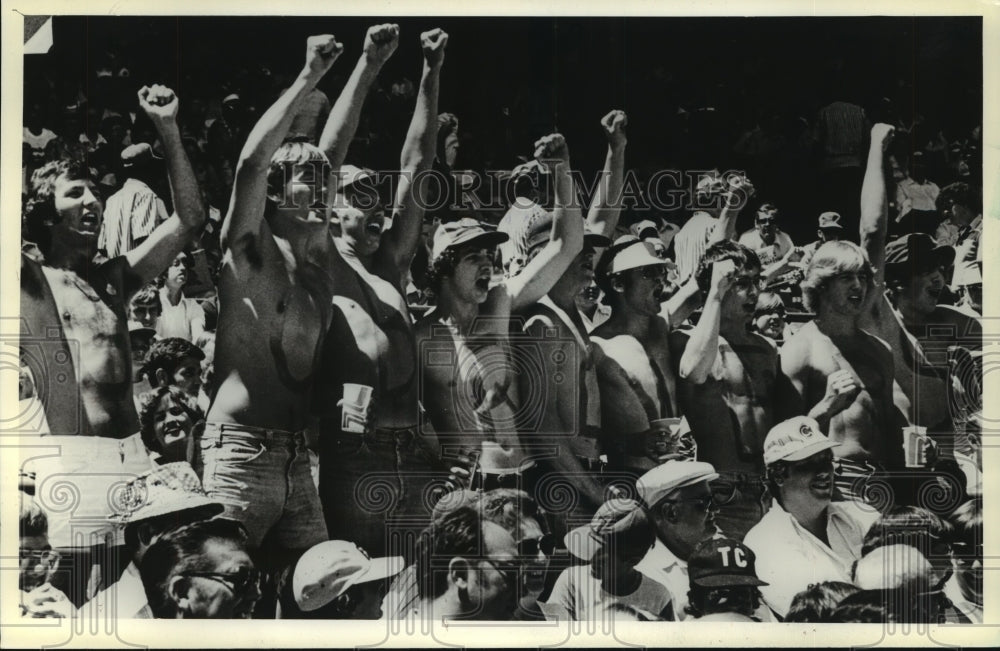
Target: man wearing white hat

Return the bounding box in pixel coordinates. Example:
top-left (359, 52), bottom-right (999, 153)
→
top-left (633, 460), bottom-right (721, 620)
top-left (743, 416), bottom-right (879, 618)
top-left (291, 540), bottom-right (404, 618)
top-left (80, 462), bottom-right (224, 619)
top-left (591, 236), bottom-right (688, 474)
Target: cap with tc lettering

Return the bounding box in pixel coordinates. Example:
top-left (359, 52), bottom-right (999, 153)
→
top-left (688, 537), bottom-right (768, 588)
top-left (762, 416), bottom-right (840, 466)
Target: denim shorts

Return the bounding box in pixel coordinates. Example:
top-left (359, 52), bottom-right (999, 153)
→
top-left (199, 422), bottom-right (328, 551)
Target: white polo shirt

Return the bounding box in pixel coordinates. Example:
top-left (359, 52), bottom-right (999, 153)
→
top-left (743, 499), bottom-right (879, 617)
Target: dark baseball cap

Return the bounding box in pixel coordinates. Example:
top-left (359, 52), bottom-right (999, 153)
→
top-left (688, 538), bottom-right (768, 588)
top-left (431, 217), bottom-right (508, 264)
top-left (884, 233), bottom-right (955, 270)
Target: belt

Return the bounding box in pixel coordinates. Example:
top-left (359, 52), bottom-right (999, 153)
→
top-left (203, 422), bottom-right (304, 446)
top-left (361, 427), bottom-right (418, 446)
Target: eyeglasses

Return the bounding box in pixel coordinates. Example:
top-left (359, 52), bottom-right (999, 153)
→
top-left (517, 534), bottom-right (557, 558)
top-left (662, 495), bottom-right (715, 512)
top-left (182, 567), bottom-right (261, 595)
top-left (19, 548), bottom-right (55, 563)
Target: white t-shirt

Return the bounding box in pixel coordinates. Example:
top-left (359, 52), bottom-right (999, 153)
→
top-left (738, 228), bottom-right (794, 266)
top-left (157, 288), bottom-right (206, 342)
top-left (541, 564), bottom-right (672, 622)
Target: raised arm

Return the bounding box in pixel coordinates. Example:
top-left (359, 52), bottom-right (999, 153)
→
top-left (506, 134), bottom-right (585, 312)
top-left (707, 177), bottom-right (754, 245)
top-left (677, 259), bottom-right (735, 384)
top-left (126, 85), bottom-right (206, 283)
top-left (319, 24), bottom-right (398, 170)
top-left (587, 110), bottom-right (627, 264)
top-left (661, 275), bottom-right (702, 329)
top-left (220, 35), bottom-right (343, 251)
top-left (380, 28), bottom-right (446, 275)
top-left (859, 124), bottom-right (895, 287)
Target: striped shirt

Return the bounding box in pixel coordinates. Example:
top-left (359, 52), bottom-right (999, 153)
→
top-left (98, 178), bottom-right (168, 258)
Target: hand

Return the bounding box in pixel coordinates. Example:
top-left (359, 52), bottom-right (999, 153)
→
top-left (364, 23), bottom-right (399, 65)
top-left (23, 584), bottom-right (74, 618)
top-left (444, 450), bottom-right (479, 492)
top-left (709, 258), bottom-right (738, 296)
top-left (137, 85), bottom-right (179, 124)
top-left (723, 173), bottom-right (755, 211)
top-left (304, 34), bottom-right (344, 76)
top-left (601, 109), bottom-right (628, 148)
top-left (421, 28), bottom-right (448, 68)
top-left (871, 123), bottom-right (895, 151)
top-left (786, 246), bottom-right (805, 263)
top-left (533, 133), bottom-right (570, 171)
top-left (822, 369), bottom-right (861, 416)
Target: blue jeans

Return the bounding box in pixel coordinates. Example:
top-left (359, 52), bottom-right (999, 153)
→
top-left (199, 422), bottom-right (328, 551)
top-left (318, 428), bottom-right (445, 559)
top-left (711, 472), bottom-right (770, 541)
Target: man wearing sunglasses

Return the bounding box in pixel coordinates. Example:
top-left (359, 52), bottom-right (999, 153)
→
top-left (140, 518), bottom-right (260, 618)
top-left (670, 240), bottom-right (795, 540)
top-left (84, 462), bottom-right (224, 619)
top-left (744, 416), bottom-right (880, 618)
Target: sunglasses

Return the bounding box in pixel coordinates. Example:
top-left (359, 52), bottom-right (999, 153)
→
top-left (182, 567), bottom-right (261, 595)
top-left (517, 534), bottom-right (557, 558)
top-left (662, 495), bottom-right (715, 512)
top-left (788, 454), bottom-right (835, 474)
top-left (479, 557), bottom-right (521, 587)
top-left (19, 548), bottom-right (56, 563)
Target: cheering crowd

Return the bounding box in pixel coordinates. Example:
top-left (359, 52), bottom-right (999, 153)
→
top-left (18, 23), bottom-right (983, 624)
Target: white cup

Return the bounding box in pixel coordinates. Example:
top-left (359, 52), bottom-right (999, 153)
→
top-left (340, 383), bottom-right (373, 434)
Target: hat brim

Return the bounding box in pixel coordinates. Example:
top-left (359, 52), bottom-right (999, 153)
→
top-left (777, 438), bottom-right (840, 463)
top-left (692, 574), bottom-right (769, 588)
top-left (564, 525), bottom-right (602, 562)
top-left (585, 232), bottom-right (612, 248)
top-left (298, 554), bottom-right (405, 612)
top-left (108, 495), bottom-right (224, 526)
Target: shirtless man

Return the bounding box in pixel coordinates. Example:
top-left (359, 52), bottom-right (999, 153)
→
top-left (592, 238), bottom-right (690, 475)
top-left (21, 84), bottom-right (205, 437)
top-left (781, 232), bottom-right (904, 502)
top-left (670, 240), bottom-right (792, 540)
top-left (855, 125), bottom-right (977, 461)
top-left (415, 132), bottom-right (583, 491)
top-left (204, 35), bottom-right (345, 559)
top-left (311, 26), bottom-right (446, 556)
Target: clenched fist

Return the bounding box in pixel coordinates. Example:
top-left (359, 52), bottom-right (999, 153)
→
top-left (601, 109), bottom-right (628, 148)
top-left (822, 368), bottom-right (861, 417)
top-left (305, 34), bottom-right (344, 76)
top-left (533, 133), bottom-right (569, 171)
top-left (365, 23), bottom-right (399, 65)
top-left (709, 258), bottom-right (738, 296)
top-left (421, 28), bottom-right (448, 68)
top-left (137, 85), bottom-right (179, 123)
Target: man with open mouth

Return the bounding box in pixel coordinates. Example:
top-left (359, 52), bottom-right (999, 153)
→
top-left (780, 128), bottom-right (906, 499)
top-left (310, 25), bottom-right (448, 565)
top-left (743, 416), bottom-right (879, 619)
top-left (670, 239), bottom-right (795, 540)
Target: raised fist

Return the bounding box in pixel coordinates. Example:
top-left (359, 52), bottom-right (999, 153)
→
top-left (533, 133), bottom-right (569, 170)
top-left (601, 109), bottom-right (628, 148)
top-left (710, 258), bottom-right (738, 296)
top-left (872, 123), bottom-right (895, 150)
top-left (137, 85), bottom-right (179, 123)
top-left (364, 23), bottom-right (399, 65)
top-left (305, 34), bottom-right (344, 76)
top-left (421, 28), bottom-right (448, 68)
top-left (823, 368), bottom-right (861, 416)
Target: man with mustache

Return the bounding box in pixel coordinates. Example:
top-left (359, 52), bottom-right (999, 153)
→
top-left (310, 26), bottom-right (447, 557)
top-left (20, 83), bottom-right (205, 438)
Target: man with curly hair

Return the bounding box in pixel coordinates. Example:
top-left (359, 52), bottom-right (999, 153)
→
top-left (20, 84), bottom-right (205, 438)
top-left (140, 337), bottom-right (205, 399)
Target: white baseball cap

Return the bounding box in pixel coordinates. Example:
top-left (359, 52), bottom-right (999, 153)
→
top-left (762, 416), bottom-right (840, 466)
top-left (293, 540), bottom-right (404, 612)
top-left (636, 461), bottom-right (719, 509)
